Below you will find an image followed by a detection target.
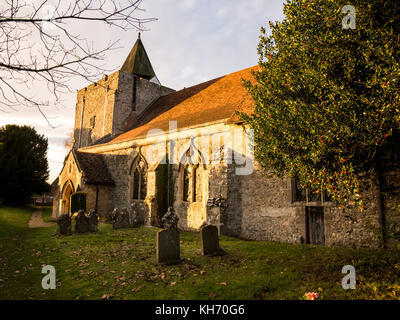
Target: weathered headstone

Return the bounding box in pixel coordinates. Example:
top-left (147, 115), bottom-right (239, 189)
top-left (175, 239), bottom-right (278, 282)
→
top-left (200, 225), bottom-right (220, 255)
top-left (161, 206), bottom-right (179, 229)
top-left (56, 214), bottom-right (71, 235)
top-left (111, 208), bottom-right (121, 229)
top-left (75, 209), bottom-right (89, 233)
top-left (87, 210), bottom-right (98, 232)
top-left (112, 207), bottom-right (130, 229)
top-left (120, 208), bottom-right (131, 228)
top-left (157, 207), bottom-right (180, 264)
top-left (128, 203), bottom-right (138, 227)
top-left (156, 228), bottom-right (180, 264)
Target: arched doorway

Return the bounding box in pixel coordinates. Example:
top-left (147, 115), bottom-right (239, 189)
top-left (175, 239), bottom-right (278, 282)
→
top-left (61, 181), bottom-right (74, 215)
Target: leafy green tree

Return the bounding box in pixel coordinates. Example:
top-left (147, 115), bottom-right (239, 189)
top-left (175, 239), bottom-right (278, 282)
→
top-left (241, 0), bottom-right (400, 213)
top-left (0, 125), bottom-right (50, 204)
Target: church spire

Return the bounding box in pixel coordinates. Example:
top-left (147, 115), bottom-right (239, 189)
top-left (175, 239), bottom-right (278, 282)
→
top-left (121, 33), bottom-right (155, 80)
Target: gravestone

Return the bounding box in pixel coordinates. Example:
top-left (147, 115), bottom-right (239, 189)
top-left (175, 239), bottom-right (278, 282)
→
top-left (111, 208), bottom-right (119, 228)
top-left (75, 210), bottom-right (89, 233)
top-left (157, 207), bottom-right (180, 264)
top-left (161, 206), bottom-right (179, 229)
top-left (112, 207), bottom-right (130, 229)
top-left (87, 210), bottom-right (98, 232)
top-left (120, 208), bottom-right (131, 228)
top-left (56, 214), bottom-right (71, 235)
top-left (200, 225), bottom-right (220, 255)
top-left (111, 208), bottom-right (121, 229)
top-left (128, 202), bottom-right (139, 227)
top-left (156, 228), bottom-right (180, 264)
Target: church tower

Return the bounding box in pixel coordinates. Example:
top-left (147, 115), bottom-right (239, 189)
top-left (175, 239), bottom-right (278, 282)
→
top-left (72, 34), bottom-right (175, 149)
top-left (121, 32), bottom-right (156, 80)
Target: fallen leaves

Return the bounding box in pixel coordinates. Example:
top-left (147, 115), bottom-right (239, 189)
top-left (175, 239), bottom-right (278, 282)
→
top-left (131, 285), bottom-right (144, 292)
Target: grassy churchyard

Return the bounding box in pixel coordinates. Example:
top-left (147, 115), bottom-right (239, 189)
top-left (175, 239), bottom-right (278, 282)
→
top-left (0, 206), bottom-right (400, 300)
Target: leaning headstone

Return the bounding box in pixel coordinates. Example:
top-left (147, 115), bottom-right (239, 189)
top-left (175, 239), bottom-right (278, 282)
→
top-left (200, 225), bottom-right (220, 255)
top-left (87, 210), bottom-right (98, 232)
top-left (157, 207), bottom-right (180, 264)
top-left (56, 214), bottom-right (71, 235)
top-left (156, 228), bottom-right (180, 264)
top-left (75, 209), bottom-right (89, 233)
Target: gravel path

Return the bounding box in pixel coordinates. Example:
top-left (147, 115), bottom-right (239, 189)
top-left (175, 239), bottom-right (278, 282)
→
top-left (28, 209), bottom-right (55, 228)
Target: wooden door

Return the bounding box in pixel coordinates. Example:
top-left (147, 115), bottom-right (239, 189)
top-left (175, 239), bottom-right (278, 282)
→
top-left (306, 206), bottom-right (325, 245)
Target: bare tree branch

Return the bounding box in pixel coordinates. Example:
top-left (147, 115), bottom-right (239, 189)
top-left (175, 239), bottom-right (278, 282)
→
top-left (0, 0), bottom-right (156, 125)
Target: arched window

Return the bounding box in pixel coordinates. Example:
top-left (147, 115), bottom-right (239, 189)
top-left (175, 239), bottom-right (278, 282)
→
top-left (132, 157), bottom-right (147, 201)
top-left (192, 166), bottom-right (197, 202)
top-left (183, 165), bottom-right (190, 202)
top-left (140, 169), bottom-right (147, 200)
top-left (133, 169), bottom-right (140, 200)
top-left (181, 147), bottom-right (203, 203)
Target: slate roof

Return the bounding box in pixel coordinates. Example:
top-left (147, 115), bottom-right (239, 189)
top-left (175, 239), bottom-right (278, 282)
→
top-left (120, 35), bottom-right (156, 79)
top-left (74, 151), bottom-right (114, 185)
top-left (111, 66), bottom-right (257, 143)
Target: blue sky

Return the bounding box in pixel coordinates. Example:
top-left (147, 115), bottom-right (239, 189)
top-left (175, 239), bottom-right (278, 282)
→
top-left (0, 0), bottom-right (285, 182)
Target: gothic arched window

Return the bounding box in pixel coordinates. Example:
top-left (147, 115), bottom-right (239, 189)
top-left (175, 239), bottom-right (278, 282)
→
top-left (140, 169), bottom-right (147, 200)
top-left (181, 147), bottom-right (203, 203)
top-left (132, 157), bottom-right (147, 201)
top-left (183, 165), bottom-right (190, 202)
top-left (192, 166), bottom-right (197, 202)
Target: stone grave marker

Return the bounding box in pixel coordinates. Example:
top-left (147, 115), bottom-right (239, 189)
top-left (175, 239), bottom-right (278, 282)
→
top-left (156, 207), bottom-right (180, 264)
top-left (75, 209), bottom-right (89, 233)
top-left (56, 214), bottom-right (71, 235)
top-left (120, 208), bottom-right (131, 228)
top-left (200, 225), bottom-right (220, 255)
top-left (128, 202), bottom-right (139, 227)
top-left (87, 210), bottom-right (98, 232)
top-left (111, 208), bottom-right (121, 229)
top-left (156, 228), bottom-right (180, 264)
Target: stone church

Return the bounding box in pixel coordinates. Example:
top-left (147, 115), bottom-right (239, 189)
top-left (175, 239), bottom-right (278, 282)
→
top-left (52, 35), bottom-right (400, 249)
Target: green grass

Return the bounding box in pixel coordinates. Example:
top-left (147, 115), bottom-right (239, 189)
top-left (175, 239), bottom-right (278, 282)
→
top-left (41, 206), bottom-right (53, 222)
top-left (0, 206), bottom-right (399, 300)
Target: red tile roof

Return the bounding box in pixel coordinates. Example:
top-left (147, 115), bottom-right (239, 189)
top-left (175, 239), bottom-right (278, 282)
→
top-left (111, 66), bottom-right (257, 143)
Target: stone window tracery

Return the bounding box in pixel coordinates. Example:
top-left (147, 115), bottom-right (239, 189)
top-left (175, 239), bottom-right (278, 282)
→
top-left (132, 157), bottom-right (147, 201)
top-left (181, 148), bottom-right (202, 203)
